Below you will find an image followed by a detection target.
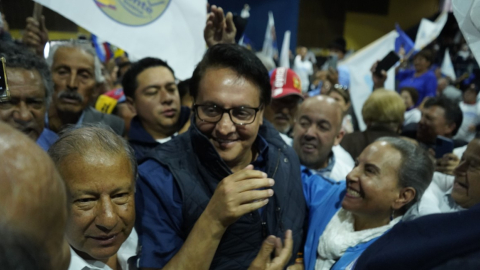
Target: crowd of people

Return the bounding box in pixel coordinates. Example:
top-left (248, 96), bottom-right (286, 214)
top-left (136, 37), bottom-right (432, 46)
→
top-left (1, 4), bottom-right (480, 270)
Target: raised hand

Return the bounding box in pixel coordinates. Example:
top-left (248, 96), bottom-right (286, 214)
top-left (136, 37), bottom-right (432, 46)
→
top-left (204, 5), bottom-right (237, 48)
top-left (23, 16), bottom-right (49, 57)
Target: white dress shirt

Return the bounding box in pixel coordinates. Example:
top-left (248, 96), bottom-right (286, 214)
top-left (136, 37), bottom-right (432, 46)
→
top-left (68, 229), bottom-right (138, 270)
top-left (411, 172), bottom-right (465, 219)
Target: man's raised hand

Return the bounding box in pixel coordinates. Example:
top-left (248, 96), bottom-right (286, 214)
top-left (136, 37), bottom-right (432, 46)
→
top-left (204, 5), bottom-right (236, 48)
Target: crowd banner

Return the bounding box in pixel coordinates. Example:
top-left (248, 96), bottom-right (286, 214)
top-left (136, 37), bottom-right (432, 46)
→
top-left (262, 11), bottom-right (278, 60)
top-left (453, 0), bottom-right (480, 65)
top-left (341, 31), bottom-right (398, 131)
top-left (279, 30), bottom-right (291, 68)
top-left (441, 48), bottom-right (457, 80)
top-left (33, 0), bottom-right (207, 80)
top-left (414, 12), bottom-right (448, 51)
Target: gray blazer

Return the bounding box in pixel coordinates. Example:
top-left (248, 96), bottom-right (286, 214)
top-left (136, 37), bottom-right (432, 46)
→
top-left (83, 106), bottom-right (125, 136)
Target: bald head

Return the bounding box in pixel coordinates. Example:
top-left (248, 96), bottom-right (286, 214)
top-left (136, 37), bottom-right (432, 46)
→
top-left (0, 122), bottom-right (70, 270)
top-left (299, 95), bottom-right (344, 129)
top-left (293, 95), bottom-right (345, 170)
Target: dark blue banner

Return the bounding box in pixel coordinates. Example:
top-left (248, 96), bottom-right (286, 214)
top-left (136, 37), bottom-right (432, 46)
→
top-left (209, 0), bottom-right (300, 53)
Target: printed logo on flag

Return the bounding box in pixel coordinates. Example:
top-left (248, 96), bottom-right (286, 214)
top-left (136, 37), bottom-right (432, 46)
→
top-left (94, 0), bottom-right (171, 26)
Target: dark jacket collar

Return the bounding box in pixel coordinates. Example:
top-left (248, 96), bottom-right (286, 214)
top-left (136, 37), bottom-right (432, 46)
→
top-left (128, 106), bottom-right (191, 144)
top-left (188, 116), bottom-right (282, 178)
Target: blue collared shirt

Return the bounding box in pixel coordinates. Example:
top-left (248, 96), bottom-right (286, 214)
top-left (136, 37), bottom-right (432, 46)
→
top-left (36, 128), bottom-right (59, 151)
top-left (135, 135), bottom-right (269, 268)
top-left (310, 152), bottom-right (336, 179)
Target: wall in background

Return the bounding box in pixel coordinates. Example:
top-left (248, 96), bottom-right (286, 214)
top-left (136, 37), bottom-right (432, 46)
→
top-left (344, 0), bottom-right (440, 50)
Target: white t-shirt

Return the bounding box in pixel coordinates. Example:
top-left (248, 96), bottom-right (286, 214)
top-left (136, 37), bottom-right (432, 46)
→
top-left (454, 102), bottom-right (479, 143)
top-left (156, 132), bottom-right (178, 144)
top-left (293, 55), bottom-right (313, 93)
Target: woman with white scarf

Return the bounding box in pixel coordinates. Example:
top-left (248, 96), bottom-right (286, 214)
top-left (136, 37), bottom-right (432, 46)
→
top-left (300, 137), bottom-right (434, 270)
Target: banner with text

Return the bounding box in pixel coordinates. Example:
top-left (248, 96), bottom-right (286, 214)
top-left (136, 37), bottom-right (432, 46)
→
top-left (34, 0), bottom-right (206, 79)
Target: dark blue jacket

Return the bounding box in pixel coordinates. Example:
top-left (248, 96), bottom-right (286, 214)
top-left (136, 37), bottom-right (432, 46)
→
top-left (354, 203), bottom-right (480, 270)
top-left (137, 119), bottom-right (306, 269)
top-left (128, 106), bottom-right (190, 161)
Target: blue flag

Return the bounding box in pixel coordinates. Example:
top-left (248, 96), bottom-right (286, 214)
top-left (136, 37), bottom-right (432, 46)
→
top-left (395, 24), bottom-right (415, 55)
top-left (91, 34), bottom-right (106, 63)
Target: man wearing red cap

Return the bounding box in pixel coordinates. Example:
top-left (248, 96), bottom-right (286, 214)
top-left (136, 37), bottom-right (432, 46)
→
top-left (264, 67), bottom-right (304, 145)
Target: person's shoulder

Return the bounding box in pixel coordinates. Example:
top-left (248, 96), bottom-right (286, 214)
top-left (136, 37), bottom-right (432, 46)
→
top-left (138, 158), bottom-right (172, 181)
top-left (84, 106), bottom-right (125, 134)
top-left (302, 167), bottom-right (345, 190)
top-left (398, 69), bottom-right (415, 76)
top-left (425, 70), bottom-right (438, 79)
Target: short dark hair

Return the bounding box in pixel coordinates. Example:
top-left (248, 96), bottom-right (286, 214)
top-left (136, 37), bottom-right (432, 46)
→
top-left (0, 42), bottom-right (53, 107)
top-left (400, 87), bottom-right (420, 105)
top-left (326, 86), bottom-right (350, 104)
top-left (178, 78), bottom-right (191, 98)
top-left (189, 44), bottom-right (271, 106)
top-left (415, 49), bottom-right (434, 67)
top-left (424, 96), bottom-right (463, 136)
top-left (122, 57), bottom-right (175, 99)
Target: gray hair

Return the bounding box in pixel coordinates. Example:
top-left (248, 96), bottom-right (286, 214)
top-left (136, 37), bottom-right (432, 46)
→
top-left (376, 137), bottom-right (434, 212)
top-left (48, 124), bottom-right (137, 180)
top-left (46, 40), bottom-right (105, 84)
top-left (0, 42), bottom-right (53, 108)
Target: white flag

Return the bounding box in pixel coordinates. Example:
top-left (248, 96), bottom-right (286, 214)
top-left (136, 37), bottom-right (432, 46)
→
top-left (262, 11), bottom-right (277, 59)
top-left (414, 12), bottom-right (448, 51)
top-left (279, 31), bottom-right (291, 68)
top-left (342, 31), bottom-right (398, 131)
top-left (441, 49), bottom-right (457, 80)
top-left (453, 0), bottom-right (480, 65)
top-left (34, 0), bottom-right (206, 80)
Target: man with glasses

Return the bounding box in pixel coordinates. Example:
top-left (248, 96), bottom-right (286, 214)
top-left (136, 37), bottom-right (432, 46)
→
top-left (135, 44), bottom-right (306, 269)
top-left (122, 57), bottom-right (191, 161)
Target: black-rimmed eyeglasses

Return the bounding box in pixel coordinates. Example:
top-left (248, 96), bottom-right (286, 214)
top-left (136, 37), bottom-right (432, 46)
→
top-left (193, 104), bottom-right (262, 125)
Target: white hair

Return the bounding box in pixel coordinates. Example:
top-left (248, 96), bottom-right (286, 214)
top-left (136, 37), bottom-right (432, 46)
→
top-left (46, 40), bottom-right (105, 84)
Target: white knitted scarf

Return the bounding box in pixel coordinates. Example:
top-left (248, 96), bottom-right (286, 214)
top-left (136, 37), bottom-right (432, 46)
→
top-left (315, 208), bottom-right (401, 270)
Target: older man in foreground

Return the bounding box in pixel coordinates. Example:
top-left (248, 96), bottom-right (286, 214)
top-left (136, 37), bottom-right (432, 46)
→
top-left (48, 126), bottom-right (138, 270)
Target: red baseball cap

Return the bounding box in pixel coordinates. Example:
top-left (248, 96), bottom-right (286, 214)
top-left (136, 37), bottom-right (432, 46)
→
top-left (270, 67), bottom-right (303, 99)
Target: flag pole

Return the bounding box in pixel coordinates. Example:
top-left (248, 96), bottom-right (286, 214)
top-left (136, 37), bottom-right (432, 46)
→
top-left (33, 3), bottom-right (43, 21)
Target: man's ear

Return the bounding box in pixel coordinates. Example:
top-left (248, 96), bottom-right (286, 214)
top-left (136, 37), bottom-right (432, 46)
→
top-left (333, 129), bottom-right (345, 146)
top-left (392, 187), bottom-right (416, 211)
top-left (126, 96), bottom-right (137, 114)
top-left (258, 108), bottom-right (264, 125)
top-left (445, 122), bottom-right (457, 137)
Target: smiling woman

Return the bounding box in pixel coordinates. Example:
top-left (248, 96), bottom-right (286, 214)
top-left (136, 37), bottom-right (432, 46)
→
top-left (301, 136), bottom-right (434, 270)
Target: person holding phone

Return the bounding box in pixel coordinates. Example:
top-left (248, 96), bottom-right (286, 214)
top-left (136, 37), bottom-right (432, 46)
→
top-left (396, 49), bottom-right (438, 107)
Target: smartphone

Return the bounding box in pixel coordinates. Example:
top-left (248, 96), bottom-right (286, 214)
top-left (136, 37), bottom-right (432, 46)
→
top-left (0, 57), bottom-right (10, 102)
top-left (435, 136), bottom-right (454, 159)
top-left (374, 51), bottom-right (400, 76)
